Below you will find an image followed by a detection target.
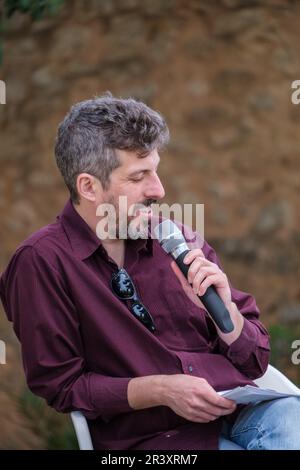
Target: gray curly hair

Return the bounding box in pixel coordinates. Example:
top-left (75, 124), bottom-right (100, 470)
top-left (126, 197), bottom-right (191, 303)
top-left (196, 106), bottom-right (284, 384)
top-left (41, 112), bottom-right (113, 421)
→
top-left (54, 92), bottom-right (170, 204)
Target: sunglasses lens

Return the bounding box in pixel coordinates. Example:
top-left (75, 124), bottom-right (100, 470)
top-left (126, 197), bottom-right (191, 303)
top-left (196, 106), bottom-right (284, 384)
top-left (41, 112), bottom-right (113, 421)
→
top-left (131, 302), bottom-right (147, 320)
top-left (111, 270), bottom-right (135, 299)
top-left (131, 302), bottom-right (156, 332)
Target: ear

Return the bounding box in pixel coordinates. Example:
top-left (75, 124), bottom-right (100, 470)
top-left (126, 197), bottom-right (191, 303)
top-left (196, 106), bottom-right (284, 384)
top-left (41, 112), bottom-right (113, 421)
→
top-left (76, 173), bottom-right (102, 203)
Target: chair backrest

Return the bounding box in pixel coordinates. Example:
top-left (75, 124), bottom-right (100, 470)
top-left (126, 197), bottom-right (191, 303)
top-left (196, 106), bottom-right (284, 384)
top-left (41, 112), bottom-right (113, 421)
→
top-left (70, 410), bottom-right (94, 450)
top-left (70, 364), bottom-right (300, 450)
top-left (254, 364), bottom-right (300, 394)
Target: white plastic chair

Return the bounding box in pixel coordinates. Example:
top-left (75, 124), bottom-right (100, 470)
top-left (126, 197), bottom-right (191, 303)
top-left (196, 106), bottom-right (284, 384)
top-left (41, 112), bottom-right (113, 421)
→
top-left (70, 364), bottom-right (300, 450)
top-left (70, 410), bottom-right (94, 450)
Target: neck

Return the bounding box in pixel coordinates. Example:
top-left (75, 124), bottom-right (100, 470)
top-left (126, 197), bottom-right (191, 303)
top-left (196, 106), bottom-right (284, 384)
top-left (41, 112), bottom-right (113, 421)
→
top-left (74, 200), bottom-right (98, 234)
top-left (73, 200), bottom-right (125, 267)
top-left (101, 238), bottom-right (125, 268)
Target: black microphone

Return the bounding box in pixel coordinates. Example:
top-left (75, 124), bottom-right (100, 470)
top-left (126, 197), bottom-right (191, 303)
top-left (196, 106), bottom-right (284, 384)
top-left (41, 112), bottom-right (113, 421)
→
top-left (154, 220), bottom-right (234, 333)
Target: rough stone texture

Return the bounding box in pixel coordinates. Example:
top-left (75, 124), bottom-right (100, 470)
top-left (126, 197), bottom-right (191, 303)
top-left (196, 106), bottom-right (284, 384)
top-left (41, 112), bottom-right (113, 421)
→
top-left (1, 0), bottom-right (300, 448)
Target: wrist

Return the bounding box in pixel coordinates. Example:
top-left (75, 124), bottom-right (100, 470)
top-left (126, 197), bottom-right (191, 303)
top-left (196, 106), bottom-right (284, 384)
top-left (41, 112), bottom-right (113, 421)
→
top-left (153, 374), bottom-right (170, 407)
top-left (218, 302), bottom-right (244, 345)
top-left (127, 374), bottom-right (169, 410)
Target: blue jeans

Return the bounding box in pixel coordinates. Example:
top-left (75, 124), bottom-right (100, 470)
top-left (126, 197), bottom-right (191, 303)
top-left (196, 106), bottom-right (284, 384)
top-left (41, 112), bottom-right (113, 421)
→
top-left (219, 397), bottom-right (300, 450)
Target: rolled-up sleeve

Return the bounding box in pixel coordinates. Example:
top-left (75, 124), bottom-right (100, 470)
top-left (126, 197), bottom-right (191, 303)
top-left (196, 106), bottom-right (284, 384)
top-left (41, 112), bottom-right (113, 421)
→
top-left (0, 245), bottom-right (132, 420)
top-left (203, 240), bottom-right (271, 380)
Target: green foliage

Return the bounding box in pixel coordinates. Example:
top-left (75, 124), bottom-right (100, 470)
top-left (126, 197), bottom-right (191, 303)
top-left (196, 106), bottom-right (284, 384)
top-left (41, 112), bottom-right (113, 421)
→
top-left (269, 323), bottom-right (300, 386)
top-left (19, 387), bottom-right (78, 450)
top-left (4, 0), bottom-right (64, 20)
top-left (0, 0), bottom-right (64, 65)
top-left (269, 324), bottom-right (296, 365)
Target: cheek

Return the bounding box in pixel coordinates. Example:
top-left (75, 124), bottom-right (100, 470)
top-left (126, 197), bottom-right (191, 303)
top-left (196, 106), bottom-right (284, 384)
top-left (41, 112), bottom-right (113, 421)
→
top-left (102, 184), bottom-right (145, 217)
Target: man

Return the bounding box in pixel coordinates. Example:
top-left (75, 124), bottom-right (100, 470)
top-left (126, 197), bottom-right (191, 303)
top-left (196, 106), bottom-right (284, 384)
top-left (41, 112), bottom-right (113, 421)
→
top-left (1, 93), bottom-right (300, 450)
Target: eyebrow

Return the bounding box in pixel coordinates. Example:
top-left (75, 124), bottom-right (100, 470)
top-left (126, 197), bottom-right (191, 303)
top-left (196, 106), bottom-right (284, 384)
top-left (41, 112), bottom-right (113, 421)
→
top-left (128, 169), bottom-right (148, 177)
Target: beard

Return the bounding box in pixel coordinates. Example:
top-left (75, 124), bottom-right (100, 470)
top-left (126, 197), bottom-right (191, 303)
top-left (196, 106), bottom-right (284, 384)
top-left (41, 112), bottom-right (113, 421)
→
top-left (98, 195), bottom-right (156, 240)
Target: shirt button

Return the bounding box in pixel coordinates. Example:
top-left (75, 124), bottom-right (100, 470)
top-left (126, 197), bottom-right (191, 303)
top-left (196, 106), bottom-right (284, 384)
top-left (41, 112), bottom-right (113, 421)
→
top-left (188, 365), bottom-right (193, 373)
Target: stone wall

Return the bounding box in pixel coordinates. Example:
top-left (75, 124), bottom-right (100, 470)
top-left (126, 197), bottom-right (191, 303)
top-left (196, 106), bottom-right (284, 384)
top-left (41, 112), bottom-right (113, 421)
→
top-left (1, 0), bottom-right (300, 448)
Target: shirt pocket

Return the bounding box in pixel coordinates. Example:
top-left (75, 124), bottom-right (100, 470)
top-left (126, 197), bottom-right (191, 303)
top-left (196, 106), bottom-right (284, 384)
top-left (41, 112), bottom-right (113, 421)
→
top-left (134, 265), bottom-right (211, 351)
top-left (163, 279), bottom-right (211, 350)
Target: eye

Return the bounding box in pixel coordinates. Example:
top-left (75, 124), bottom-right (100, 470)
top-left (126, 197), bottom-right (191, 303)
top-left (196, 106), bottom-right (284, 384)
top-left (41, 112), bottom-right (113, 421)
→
top-left (130, 175), bottom-right (144, 183)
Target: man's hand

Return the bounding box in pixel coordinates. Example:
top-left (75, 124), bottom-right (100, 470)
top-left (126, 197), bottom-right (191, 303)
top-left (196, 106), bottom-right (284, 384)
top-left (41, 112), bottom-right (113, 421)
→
top-left (161, 374), bottom-right (237, 423)
top-left (171, 248), bottom-right (244, 345)
top-left (173, 248), bottom-right (231, 308)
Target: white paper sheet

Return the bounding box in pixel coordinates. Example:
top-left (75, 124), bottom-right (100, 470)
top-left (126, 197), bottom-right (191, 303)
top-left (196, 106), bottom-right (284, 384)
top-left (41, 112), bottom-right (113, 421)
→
top-left (218, 385), bottom-right (300, 405)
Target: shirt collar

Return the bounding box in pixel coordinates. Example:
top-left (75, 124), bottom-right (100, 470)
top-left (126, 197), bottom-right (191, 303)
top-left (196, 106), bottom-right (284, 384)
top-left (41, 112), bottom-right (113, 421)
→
top-left (58, 199), bottom-right (153, 261)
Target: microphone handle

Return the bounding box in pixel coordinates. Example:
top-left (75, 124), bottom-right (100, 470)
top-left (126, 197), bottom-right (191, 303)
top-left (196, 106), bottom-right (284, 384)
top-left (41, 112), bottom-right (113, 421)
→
top-left (175, 249), bottom-right (234, 333)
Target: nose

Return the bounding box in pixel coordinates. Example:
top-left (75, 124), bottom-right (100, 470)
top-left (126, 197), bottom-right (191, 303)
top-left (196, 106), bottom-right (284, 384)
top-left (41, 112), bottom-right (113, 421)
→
top-left (145, 173), bottom-right (165, 200)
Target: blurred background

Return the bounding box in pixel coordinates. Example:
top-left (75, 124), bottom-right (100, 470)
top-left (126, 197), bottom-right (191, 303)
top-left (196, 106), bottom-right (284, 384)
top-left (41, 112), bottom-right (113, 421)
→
top-left (1, 0), bottom-right (300, 449)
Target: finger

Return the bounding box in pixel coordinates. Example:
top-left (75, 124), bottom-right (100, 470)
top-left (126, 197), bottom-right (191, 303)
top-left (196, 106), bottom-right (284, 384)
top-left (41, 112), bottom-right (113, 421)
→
top-left (211, 395), bottom-right (237, 410)
top-left (192, 267), bottom-right (219, 294)
top-left (192, 405), bottom-right (220, 419)
top-left (195, 405), bottom-right (236, 421)
top-left (195, 383), bottom-right (236, 411)
top-left (219, 406), bottom-right (237, 415)
top-left (187, 257), bottom-right (211, 283)
top-left (202, 400), bottom-right (236, 415)
top-left (183, 249), bottom-right (205, 265)
top-left (188, 411), bottom-right (219, 423)
top-left (201, 388), bottom-right (236, 409)
top-left (195, 402), bottom-right (233, 417)
top-left (170, 261), bottom-right (205, 309)
top-left (198, 273), bottom-right (226, 296)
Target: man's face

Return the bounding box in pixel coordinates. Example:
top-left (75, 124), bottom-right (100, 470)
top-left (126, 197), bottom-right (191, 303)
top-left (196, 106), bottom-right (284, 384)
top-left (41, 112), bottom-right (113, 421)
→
top-left (96, 148), bottom-right (165, 239)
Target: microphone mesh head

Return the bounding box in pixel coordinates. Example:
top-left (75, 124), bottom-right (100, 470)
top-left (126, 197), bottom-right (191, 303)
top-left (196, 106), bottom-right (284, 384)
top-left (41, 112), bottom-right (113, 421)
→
top-left (154, 220), bottom-right (187, 254)
top-left (153, 219), bottom-right (182, 241)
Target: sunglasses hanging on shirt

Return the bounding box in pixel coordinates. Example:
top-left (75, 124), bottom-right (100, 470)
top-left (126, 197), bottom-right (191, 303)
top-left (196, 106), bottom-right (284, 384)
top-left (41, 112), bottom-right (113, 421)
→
top-left (110, 268), bottom-right (156, 333)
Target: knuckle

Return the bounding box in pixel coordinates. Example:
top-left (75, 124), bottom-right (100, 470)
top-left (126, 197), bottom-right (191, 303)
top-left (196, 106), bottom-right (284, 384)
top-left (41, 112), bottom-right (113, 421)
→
top-left (216, 397), bottom-right (226, 407)
top-left (198, 377), bottom-right (207, 385)
top-left (189, 265), bottom-right (197, 276)
top-left (204, 416), bottom-right (213, 422)
top-left (187, 395), bottom-right (198, 409)
top-left (210, 396), bottom-right (221, 406)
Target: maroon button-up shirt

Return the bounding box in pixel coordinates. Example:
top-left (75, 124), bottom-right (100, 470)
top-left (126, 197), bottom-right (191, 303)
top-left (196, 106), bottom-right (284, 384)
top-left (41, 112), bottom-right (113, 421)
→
top-left (0, 200), bottom-right (270, 450)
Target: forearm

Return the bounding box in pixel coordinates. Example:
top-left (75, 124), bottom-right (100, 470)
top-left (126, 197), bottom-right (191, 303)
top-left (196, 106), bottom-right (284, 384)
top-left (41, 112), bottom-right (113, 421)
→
top-left (128, 373), bottom-right (237, 423)
top-left (215, 303), bottom-right (271, 379)
top-left (127, 374), bottom-right (167, 410)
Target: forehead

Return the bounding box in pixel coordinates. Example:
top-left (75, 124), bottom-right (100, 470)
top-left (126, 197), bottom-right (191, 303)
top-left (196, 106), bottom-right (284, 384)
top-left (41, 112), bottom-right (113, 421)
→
top-left (115, 149), bottom-right (160, 171)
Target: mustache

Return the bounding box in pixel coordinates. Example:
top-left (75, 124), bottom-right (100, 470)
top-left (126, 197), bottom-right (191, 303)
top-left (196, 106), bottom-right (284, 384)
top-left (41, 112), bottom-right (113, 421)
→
top-left (142, 199), bottom-right (157, 207)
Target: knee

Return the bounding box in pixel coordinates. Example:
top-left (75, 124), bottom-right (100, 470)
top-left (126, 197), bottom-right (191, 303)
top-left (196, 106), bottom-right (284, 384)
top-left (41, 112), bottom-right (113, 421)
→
top-left (273, 396), bottom-right (300, 417)
top-left (264, 397), bottom-right (300, 449)
top-left (255, 397), bottom-right (300, 434)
